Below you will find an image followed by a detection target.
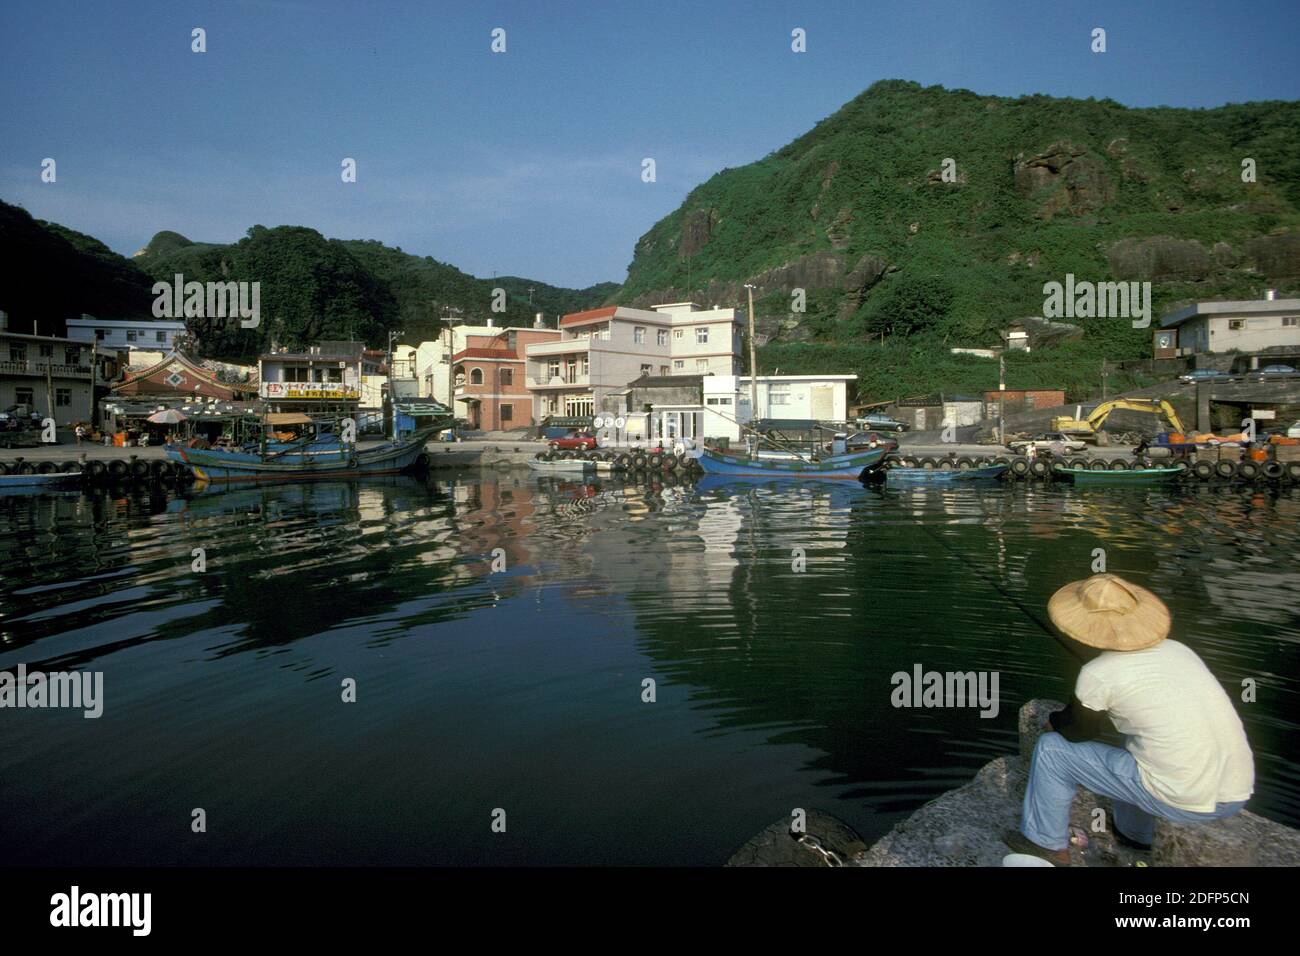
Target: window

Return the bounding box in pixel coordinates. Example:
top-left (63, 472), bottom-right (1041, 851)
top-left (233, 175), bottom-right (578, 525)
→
top-left (285, 366), bottom-right (310, 382)
top-left (696, 327), bottom-right (709, 344)
top-left (156, 330), bottom-right (167, 343)
top-left (674, 329), bottom-right (684, 340)
top-left (15, 387), bottom-right (34, 405)
top-left (40, 344), bottom-right (53, 357)
top-left (1228, 320), bottom-right (1245, 331)
top-left (657, 329), bottom-right (667, 346)
top-left (634, 326), bottom-right (646, 344)
top-left (640, 364), bottom-right (652, 375)
top-left (581, 355), bottom-right (589, 375)
top-left (500, 368), bottom-right (513, 386)
top-left (312, 367), bottom-right (327, 382)
top-left (548, 360), bottom-right (560, 379)
top-left (470, 368), bottom-right (484, 385)
top-left (769, 385), bottom-right (790, 406)
top-left (660, 366), bottom-right (669, 375)
top-left (10, 344), bottom-right (26, 362)
top-left (696, 358), bottom-right (709, 370)
top-left (500, 404), bottom-right (513, 422)
top-left (673, 359), bottom-right (684, 370)
top-left (706, 397), bottom-right (734, 406)
top-left (65, 347), bottom-right (80, 364)
top-left (95, 329), bottom-right (106, 341)
top-left (326, 367), bottom-right (343, 383)
top-left (126, 330), bottom-right (138, 342)
top-left (56, 388), bottom-right (71, 407)
top-left (1284, 317), bottom-right (1298, 327)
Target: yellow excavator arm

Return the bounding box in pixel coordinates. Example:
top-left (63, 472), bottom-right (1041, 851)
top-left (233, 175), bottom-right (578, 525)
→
top-left (1051, 398), bottom-right (1186, 439)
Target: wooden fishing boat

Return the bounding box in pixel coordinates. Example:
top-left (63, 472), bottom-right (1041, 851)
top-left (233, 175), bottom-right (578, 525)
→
top-left (0, 470), bottom-right (84, 493)
top-left (693, 444), bottom-right (888, 480)
top-left (883, 464), bottom-right (1008, 483)
top-left (528, 457), bottom-right (595, 474)
top-left (1053, 464), bottom-right (1185, 484)
top-left (166, 424), bottom-right (440, 482)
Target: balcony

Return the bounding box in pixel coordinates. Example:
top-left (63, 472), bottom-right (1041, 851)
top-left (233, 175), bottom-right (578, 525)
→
top-left (0, 360), bottom-right (93, 378)
top-left (527, 374), bottom-right (589, 389)
top-left (525, 339), bottom-right (593, 357)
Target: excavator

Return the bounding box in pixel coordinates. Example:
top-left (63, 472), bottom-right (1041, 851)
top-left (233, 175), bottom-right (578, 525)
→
top-left (1050, 398), bottom-right (1187, 445)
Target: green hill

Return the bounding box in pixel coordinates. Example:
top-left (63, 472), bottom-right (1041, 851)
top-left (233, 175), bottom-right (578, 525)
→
top-left (616, 80), bottom-right (1300, 402)
top-left (0, 200), bottom-right (156, 334)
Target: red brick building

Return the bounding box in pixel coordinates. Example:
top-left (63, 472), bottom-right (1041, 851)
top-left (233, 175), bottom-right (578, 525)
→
top-left (452, 326), bottom-right (561, 429)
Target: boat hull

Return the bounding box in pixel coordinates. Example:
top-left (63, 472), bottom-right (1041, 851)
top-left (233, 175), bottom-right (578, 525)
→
top-left (1054, 466), bottom-right (1185, 483)
top-left (884, 464), bottom-right (1008, 482)
top-left (0, 471), bottom-right (83, 492)
top-left (694, 445), bottom-right (887, 480)
top-left (166, 428), bottom-right (435, 482)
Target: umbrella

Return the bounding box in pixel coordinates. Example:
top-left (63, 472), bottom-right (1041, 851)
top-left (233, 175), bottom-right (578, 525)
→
top-left (147, 409), bottom-right (187, 425)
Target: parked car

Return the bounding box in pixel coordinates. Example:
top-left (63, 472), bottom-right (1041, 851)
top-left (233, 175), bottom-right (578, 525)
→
top-left (1288, 421), bottom-right (1300, 439)
top-left (1250, 364), bottom-right (1299, 381)
top-left (829, 431), bottom-right (899, 454)
top-left (1178, 369), bottom-right (1234, 384)
top-left (1007, 432), bottom-right (1088, 454)
top-left (856, 411), bottom-right (907, 432)
top-left (548, 430), bottom-right (599, 451)
top-left (0, 412), bottom-right (23, 433)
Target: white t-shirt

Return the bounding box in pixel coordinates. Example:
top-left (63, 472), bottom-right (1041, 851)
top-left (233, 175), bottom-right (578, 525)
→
top-left (1075, 639), bottom-right (1254, 812)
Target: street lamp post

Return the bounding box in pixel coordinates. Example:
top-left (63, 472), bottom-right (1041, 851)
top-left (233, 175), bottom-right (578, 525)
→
top-left (744, 283), bottom-right (759, 458)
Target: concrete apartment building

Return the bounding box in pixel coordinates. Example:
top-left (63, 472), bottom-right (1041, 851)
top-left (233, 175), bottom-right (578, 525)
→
top-left (66, 317), bottom-right (188, 352)
top-left (452, 325), bottom-right (562, 430)
top-left (0, 317), bottom-right (99, 425)
top-left (1160, 295), bottom-right (1300, 355)
top-left (525, 302), bottom-right (744, 421)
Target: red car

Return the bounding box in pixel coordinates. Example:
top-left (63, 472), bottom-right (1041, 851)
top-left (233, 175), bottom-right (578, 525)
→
top-left (548, 430), bottom-right (599, 451)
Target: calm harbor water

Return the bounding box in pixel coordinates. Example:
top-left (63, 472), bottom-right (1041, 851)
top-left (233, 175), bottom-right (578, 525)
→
top-left (2, 474), bottom-right (1298, 865)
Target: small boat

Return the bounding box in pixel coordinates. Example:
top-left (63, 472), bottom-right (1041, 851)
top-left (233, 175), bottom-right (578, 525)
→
top-left (166, 422), bottom-right (441, 482)
top-left (0, 470), bottom-right (84, 493)
top-left (693, 444), bottom-right (888, 480)
top-left (882, 464), bottom-right (1008, 483)
top-left (1053, 464), bottom-right (1186, 484)
top-left (528, 458), bottom-right (595, 474)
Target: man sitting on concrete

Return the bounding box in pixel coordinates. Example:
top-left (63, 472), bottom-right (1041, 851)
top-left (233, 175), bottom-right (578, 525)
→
top-left (1006, 573), bottom-right (1254, 865)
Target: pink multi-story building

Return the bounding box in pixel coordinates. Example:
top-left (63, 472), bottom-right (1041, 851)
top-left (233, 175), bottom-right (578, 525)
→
top-left (451, 325), bottom-right (562, 430)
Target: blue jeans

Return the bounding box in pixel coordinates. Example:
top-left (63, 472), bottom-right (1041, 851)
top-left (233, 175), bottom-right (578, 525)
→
top-left (1021, 732), bottom-right (1247, 850)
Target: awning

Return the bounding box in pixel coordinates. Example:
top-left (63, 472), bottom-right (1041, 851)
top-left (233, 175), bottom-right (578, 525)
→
top-left (265, 412), bottom-right (314, 426)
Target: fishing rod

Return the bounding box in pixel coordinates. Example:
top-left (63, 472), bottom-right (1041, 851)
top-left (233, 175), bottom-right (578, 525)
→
top-left (909, 516), bottom-right (1087, 663)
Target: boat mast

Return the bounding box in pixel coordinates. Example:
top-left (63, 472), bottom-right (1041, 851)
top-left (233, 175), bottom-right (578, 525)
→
top-left (744, 283), bottom-right (759, 460)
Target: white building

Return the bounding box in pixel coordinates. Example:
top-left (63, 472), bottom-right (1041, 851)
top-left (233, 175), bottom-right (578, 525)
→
top-left (405, 322), bottom-right (509, 420)
top-left (702, 374), bottom-right (857, 441)
top-left (525, 302), bottom-right (743, 421)
top-left (66, 317), bottom-right (187, 352)
top-left (1160, 296), bottom-right (1300, 354)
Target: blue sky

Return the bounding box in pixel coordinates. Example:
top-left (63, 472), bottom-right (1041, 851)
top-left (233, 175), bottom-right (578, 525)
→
top-left (2, 0), bottom-right (1298, 289)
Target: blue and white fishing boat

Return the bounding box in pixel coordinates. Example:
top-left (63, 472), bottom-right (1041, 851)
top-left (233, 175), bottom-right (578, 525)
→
top-left (882, 464), bottom-right (1008, 483)
top-left (166, 414), bottom-right (442, 482)
top-left (693, 444), bottom-right (888, 480)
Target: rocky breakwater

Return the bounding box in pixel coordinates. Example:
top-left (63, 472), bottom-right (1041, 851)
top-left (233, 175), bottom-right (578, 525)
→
top-left (859, 699), bottom-right (1300, 867)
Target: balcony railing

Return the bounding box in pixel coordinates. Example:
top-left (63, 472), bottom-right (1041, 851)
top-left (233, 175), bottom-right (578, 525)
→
top-left (0, 360), bottom-right (93, 378)
top-left (527, 374), bottom-right (589, 388)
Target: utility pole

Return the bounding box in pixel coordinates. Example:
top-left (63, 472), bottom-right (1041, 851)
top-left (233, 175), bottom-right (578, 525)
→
top-left (744, 283), bottom-right (759, 458)
top-left (1101, 359), bottom-right (1109, 400)
top-left (998, 349), bottom-right (1006, 447)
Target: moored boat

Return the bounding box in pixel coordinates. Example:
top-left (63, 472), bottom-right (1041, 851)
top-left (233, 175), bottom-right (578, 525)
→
top-left (693, 444), bottom-right (887, 480)
top-left (1053, 464), bottom-right (1185, 484)
top-left (0, 470), bottom-right (84, 493)
top-left (166, 422), bottom-right (440, 482)
top-left (882, 464), bottom-right (1008, 483)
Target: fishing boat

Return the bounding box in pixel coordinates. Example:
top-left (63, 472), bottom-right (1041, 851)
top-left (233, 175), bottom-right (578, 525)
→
top-left (0, 470), bottom-right (84, 493)
top-left (693, 444), bottom-right (888, 480)
top-left (528, 457), bottom-right (595, 474)
top-left (1053, 464), bottom-right (1186, 484)
top-left (881, 464), bottom-right (1008, 483)
top-left (166, 415), bottom-right (442, 482)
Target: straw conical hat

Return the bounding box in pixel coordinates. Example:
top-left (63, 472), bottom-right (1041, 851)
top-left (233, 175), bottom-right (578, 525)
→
top-left (1047, 574), bottom-right (1170, 651)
